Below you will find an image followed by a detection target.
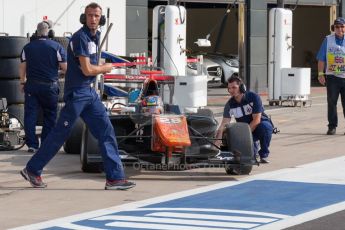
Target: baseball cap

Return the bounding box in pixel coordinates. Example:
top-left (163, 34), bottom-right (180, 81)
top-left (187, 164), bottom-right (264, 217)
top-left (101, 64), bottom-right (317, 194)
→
top-left (36, 21), bottom-right (49, 36)
top-left (334, 17), bottom-right (345, 25)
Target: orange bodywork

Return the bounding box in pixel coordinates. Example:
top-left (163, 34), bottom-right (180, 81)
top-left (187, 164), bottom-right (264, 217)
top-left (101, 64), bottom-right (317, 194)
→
top-left (152, 115), bottom-right (191, 153)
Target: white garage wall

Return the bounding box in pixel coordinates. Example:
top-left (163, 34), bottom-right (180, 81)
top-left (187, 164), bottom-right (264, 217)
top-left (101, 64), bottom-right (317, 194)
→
top-left (0, 0), bottom-right (126, 55)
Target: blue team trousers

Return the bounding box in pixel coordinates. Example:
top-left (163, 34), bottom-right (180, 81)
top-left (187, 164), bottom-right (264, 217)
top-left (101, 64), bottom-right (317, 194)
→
top-left (326, 75), bottom-right (345, 129)
top-left (24, 81), bottom-right (59, 149)
top-left (26, 87), bottom-right (125, 180)
top-left (252, 120), bottom-right (273, 158)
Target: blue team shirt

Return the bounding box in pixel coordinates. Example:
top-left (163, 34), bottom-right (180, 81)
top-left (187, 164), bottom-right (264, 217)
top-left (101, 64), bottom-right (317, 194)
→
top-left (65, 26), bottom-right (100, 91)
top-left (317, 36), bottom-right (345, 62)
top-left (20, 38), bottom-right (66, 82)
top-left (223, 91), bottom-right (269, 124)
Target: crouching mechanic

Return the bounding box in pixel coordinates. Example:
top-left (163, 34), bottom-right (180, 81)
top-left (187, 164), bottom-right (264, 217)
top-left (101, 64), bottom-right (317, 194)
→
top-left (215, 76), bottom-right (273, 163)
top-left (20, 2), bottom-right (135, 190)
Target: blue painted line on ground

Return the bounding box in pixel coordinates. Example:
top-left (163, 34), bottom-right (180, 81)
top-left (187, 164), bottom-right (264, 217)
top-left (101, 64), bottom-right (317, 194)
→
top-left (145, 180), bottom-right (345, 215)
top-left (39, 180), bottom-right (345, 230)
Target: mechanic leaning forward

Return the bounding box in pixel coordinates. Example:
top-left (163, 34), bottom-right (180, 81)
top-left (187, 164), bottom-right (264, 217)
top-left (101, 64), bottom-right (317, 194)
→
top-left (19, 21), bottom-right (67, 153)
top-left (317, 17), bottom-right (345, 135)
top-left (215, 76), bottom-right (273, 163)
top-left (20, 2), bottom-right (136, 190)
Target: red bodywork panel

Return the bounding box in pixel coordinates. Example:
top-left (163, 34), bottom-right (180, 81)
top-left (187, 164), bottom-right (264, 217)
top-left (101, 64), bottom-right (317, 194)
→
top-left (152, 115), bottom-right (191, 153)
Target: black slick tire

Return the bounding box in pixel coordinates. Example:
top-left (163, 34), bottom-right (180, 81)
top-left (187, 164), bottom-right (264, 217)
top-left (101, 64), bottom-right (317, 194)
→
top-left (0, 36), bottom-right (28, 58)
top-left (224, 122), bottom-right (254, 175)
top-left (80, 124), bottom-right (103, 173)
top-left (64, 118), bottom-right (83, 154)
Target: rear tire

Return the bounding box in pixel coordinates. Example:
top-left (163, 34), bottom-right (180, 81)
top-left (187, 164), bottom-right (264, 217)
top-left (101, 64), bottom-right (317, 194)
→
top-left (196, 108), bottom-right (214, 117)
top-left (189, 108), bottom-right (218, 136)
top-left (64, 118), bottom-right (84, 154)
top-left (36, 102), bottom-right (64, 126)
top-left (80, 124), bottom-right (103, 173)
top-left (52, 37), bottom-right (69, 51)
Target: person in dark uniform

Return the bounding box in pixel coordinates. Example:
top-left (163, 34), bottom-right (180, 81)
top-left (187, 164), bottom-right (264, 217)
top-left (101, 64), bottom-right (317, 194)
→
top-left (20, 2), bottom-right (136, 190)
top-left (19, 21), bottom-right (67, 153)
top-left (215, 76), bottom-right (273, 163)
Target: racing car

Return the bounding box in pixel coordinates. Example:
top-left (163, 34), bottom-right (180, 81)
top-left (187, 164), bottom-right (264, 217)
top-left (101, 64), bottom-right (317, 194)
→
top-left (76, 74), bottom-right (256, 175)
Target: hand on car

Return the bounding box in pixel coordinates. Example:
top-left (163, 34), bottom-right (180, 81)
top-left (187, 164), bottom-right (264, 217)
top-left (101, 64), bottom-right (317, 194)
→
top-left (214, 139), bottom-right (222, 148)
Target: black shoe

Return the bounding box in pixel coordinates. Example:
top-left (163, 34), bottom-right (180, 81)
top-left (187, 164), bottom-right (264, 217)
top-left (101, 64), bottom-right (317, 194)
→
top-left (327, 128), bottom-right (336, 135)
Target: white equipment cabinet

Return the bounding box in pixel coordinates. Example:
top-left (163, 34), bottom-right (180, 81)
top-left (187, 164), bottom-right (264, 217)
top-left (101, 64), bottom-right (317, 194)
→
top-left (164, 6), bottom-right (187, 76)
top-left (153, 5), bottom-right (207, 112)
top-left (152, 5), bottom-right (187, 76)
top-left (281, 68), bottom-right (311, 96)
top-left (280, 67), bottom-right (311, 106)
top-left (268, 8), bottom-right (293, 102)
top-left (174, 75), bottom-right (208, 111)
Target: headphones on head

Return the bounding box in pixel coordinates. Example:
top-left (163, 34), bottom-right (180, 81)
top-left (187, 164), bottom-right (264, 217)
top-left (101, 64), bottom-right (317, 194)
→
top-left (80, 3), bottom-right (106, 26)
top-left (79, 13), bottom-right (106, 26)
top-left (229, 76), bottom-right (247, 94)
top-left (42, 21), bottom-right (55, 38)
top-left (32, 21), bottom-right (55, 40)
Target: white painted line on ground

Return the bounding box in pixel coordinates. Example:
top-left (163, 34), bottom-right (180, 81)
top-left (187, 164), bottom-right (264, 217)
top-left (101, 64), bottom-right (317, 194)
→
top-left (92, 215), bottom-right (258, 228)
top-left (254, 155), bottom-right (345, 184)
top-left (107, 222), bottom-right (236, 230)
top-left (52, 223), bottom-right (104, 230)
top-left (127, 208), bottom-right (290, 219)
top-left (146, 212), bottom-right (276, 223)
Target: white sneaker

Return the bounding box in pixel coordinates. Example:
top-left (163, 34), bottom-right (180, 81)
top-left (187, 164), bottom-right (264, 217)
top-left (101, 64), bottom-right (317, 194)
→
top-left (260, 158), bottom-right (270, 164)
top-left (27, 147), bottom-right (38, 153)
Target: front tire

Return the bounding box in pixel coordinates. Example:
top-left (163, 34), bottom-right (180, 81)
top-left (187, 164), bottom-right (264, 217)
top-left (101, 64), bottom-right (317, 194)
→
top-left (225, 164), bottom-right (253, 175)
top-left (224, 122), bottom-right (254, 175)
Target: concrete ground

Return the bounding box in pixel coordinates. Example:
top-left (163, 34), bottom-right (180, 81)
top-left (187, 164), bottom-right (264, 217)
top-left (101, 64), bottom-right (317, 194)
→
top-left (1, 85), bottom-right (345, 229)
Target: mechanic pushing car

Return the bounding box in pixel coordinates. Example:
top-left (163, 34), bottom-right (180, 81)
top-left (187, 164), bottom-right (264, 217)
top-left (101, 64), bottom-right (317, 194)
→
top-left (21, 2), bottom-right (135, 190)
top-left (19, 21), bottom-right (67, 153)
top-left (215, 76), bottom-right (273, 163)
